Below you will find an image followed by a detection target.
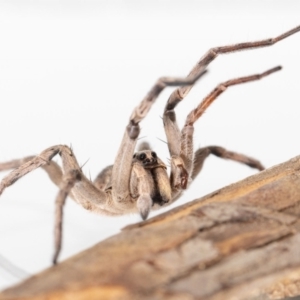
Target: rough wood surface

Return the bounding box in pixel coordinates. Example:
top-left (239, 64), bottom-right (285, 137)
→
top-left (2, 156), bottom-right (300, 300)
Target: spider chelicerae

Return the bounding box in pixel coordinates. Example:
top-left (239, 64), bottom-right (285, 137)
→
top-left (0, 25), bottom-right (299, 264)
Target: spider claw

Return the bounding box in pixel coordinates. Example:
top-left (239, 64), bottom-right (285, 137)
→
top-left (137, 194), bottom-right (152, 220)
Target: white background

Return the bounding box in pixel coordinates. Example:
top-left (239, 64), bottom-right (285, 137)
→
top-left (0, 0), bottom-right (299, 289)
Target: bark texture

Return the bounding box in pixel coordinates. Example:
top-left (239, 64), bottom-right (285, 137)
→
top-left (2, 156), bottom-right (300, 300)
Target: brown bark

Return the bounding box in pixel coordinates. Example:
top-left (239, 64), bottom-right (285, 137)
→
top-left (2, 156), bottom-right (300, 300)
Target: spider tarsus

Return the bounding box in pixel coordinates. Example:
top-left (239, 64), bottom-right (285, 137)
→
top-left (52, 257), bottom-right (58, 265)
top-left (262, 65), bottom-right (282, 77)
top-left (246, 161), bottom-right (265, 171)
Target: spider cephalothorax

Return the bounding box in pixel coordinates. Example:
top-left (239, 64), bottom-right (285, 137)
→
top-left (133, 150), bottom-right (159, 167)
top-left (0, 25), bottom-right (299, 263)
top-left (132, 149), bottom-right (171, 211)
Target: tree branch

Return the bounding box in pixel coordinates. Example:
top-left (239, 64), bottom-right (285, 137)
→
top-left (2, 156), bottom-right (300, 300)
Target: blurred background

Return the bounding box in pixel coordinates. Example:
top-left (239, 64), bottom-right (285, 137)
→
top-left (0, 0), bottom-right (299, 289)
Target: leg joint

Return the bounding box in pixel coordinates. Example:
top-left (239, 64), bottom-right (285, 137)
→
top-left (164, 110), bottom-right (176, 122)
top-left (127, 122), bottom-right (140, 139)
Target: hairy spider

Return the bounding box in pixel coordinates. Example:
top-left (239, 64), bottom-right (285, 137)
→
top-left (0, 25), bottom-right (299, 264)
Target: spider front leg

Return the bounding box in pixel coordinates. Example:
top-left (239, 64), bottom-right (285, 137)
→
top-left (110, 71), bottom-right (207, 218)
top-left (164, 66), bottom-right (281, 201)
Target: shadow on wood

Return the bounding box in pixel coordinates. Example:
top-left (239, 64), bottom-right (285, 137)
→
top-left (1, 156), bottom-right (300, 300)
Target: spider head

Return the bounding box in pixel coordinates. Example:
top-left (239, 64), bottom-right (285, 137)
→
top-left (133, 150), bottom-right (158, 167)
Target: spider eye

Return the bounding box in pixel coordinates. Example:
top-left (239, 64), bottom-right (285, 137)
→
top-left (151, 151), bottom-right (157, 158)
top-left (133, 154), bottom-right (136, 158)
top-left (139, 153), bottom-right (146, 160)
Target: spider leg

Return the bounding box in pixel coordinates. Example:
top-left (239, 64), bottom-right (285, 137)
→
top-left (0, 146), bottom-right (115, 212)
top-left (93, 142), bottom-right (153, 191)
top-left (0, 146), bottom-right (74, 263)
top-left (167, 66), bottom-right (281, 200)
top-left (53, 169), bottom-right (80, 264)
top-left (0, 157), bottom-right (34, 171)
top-left (94, 165), bottom-right (113, 191)
top-left (0, 146), bottom-right (61, 194)
top-left (0, 156), bottom-right (64, 188)
top-left (0, 145), bottom-right (118, 263)
top-left (164, 26), bottom-right (300, 162)
top-left (110, 71), bottom-right (207, 209)
top-left (167, 25), bottom-right (300, 107)
top-left (184, 66), bottom-right (281, 126)
top-left (191, 146), bottom-right (264, 181)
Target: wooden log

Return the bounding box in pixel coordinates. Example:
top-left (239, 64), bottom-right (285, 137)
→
top-left (1, 155), bottom-right (300, 300)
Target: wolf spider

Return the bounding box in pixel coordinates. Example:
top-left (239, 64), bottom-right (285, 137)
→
top-left (0, 25), bottom-right (299, 264)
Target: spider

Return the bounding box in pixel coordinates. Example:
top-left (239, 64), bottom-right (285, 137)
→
top-left (0, 25), bottom-right (299, 264)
